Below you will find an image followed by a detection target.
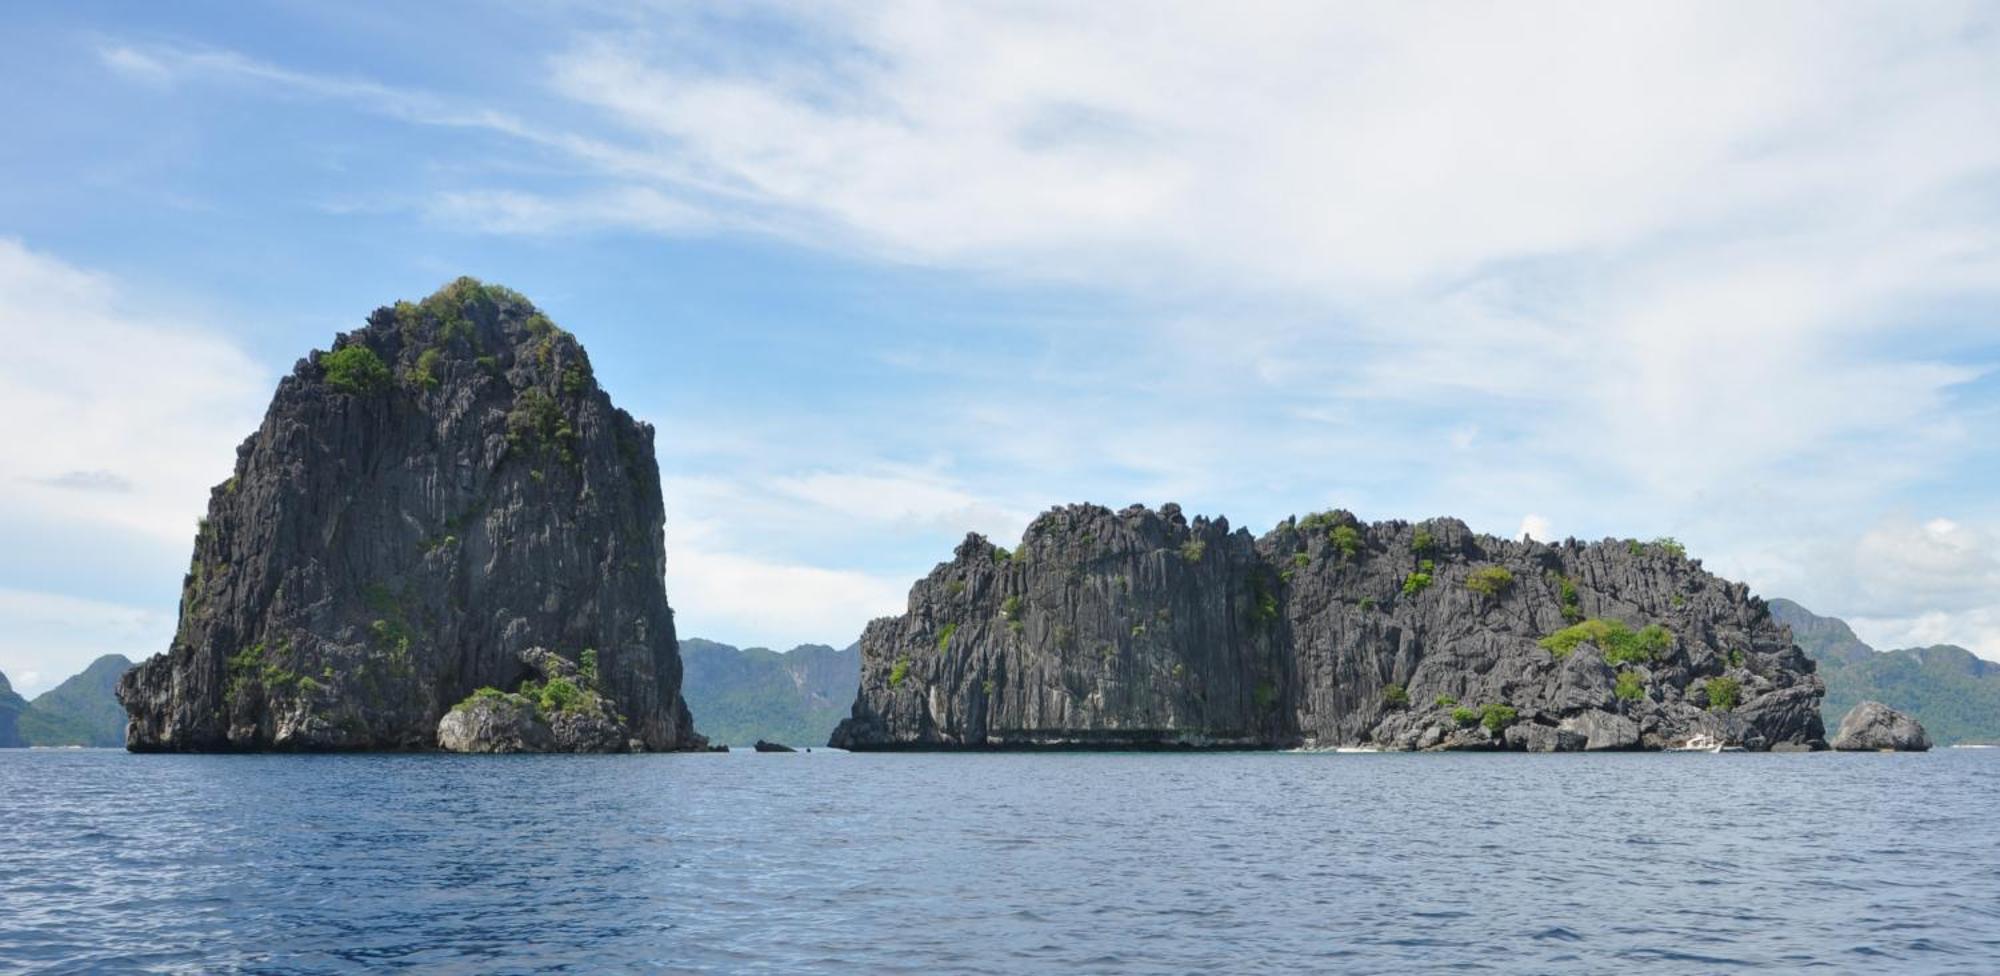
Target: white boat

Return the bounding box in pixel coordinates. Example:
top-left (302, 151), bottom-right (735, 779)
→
top-left (1666, 734), bottom-right (1743, 753)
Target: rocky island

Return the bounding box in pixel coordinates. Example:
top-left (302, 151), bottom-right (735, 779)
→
top-left (833, 503), bottom-right (1828, 752)
top-left (118, 279), bottom-right (702, 752)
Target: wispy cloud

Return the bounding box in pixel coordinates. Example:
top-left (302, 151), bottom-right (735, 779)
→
top-left (80, 5), bottom-right (2000, 656)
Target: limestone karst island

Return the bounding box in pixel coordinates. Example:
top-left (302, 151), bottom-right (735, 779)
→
top-left (105, 280), bottom-right (1921, 756)
top-left (8, 6), bottom-right (1995, 971)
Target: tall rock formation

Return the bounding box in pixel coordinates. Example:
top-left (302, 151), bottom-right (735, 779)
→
top-left (833, 504), bottom-right (1826, 751)
top-left (118, 278), bottom-right (702, 752)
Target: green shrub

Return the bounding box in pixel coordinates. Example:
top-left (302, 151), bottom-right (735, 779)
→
top-left (1451, 706), bottom-right (1479, 726)
top-left (1651, 537), bottom-right (1687, 559)
top-left (889, 658), bottom-right (910, 688)
top-left (1358, 597), bottom-right (1376, 612)
top-left (1180, 539), bottom-right (1207, 562)
top-left (1411, 527), bottom-right (1436, 557)
top-left (1382, 683), bottom-right (1409, 708)
top-left (1554, 573), bottom-right (1584, 622)
top-left (1002, 596), bottom-right (1023, 621)
top-left (1539, 618), bottom-right (1672, 664)
top-left (1627, 539), bottom-right (1643, 556)
top-left (1435, 694), bottom-right (1458, 707)
top-left (579, 649), bottom-right (599, 685)
top-left (1330, 525), bottom-right (1363, 559)
top-left (506, 389), bottom-right (578, 465)
top-left (536, 676), bottom-right (584, 714)
top-left (1465, 566), bottom-right (1515, 598)
top-left (323, 345), bottom-right (391, 394)
top-left (992, 546), bottom-right (1012, 564)
top-left (1704, 676), bottom-right (1741, 712)
top-left (936, 622), bottom-right (957, 653)
top-left (408, 347), bottom-right (444, 390)
top-left (1401, 572), bottom-right (1432, 596)
top-left (1727, 648), bottom-right (1745, 668)
top-left (1292, 552), bottom-right (1311, 568)
top-left (1480, 703), bottom-right (1518, 735)
top-left (1614, 669), bottom-right (1645, 701)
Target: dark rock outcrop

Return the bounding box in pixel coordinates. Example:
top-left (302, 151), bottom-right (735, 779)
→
top-left (0, 671), bottom-right (25, 748)
top-left (19, 655), bottom-right (133, 747)
top-left (118, 279), bottom-right (702, 752)
top-left (832, 504), bottom-right (1827, 752)
top-left (752, 739), bottom-right (796, 753)
top-left (1831, 701), bottom-right (1932, 752)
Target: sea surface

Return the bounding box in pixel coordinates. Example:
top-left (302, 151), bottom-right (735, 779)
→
top-left (2, 749), bottom-right (1997, 974)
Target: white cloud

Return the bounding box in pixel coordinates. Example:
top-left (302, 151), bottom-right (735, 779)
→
top-left (0, 239), bottom-right (268, 544)
top-left (665, 544), bottom-right (907, 651)
top-left (0, 588), bottom-right (170, 697)
top-left (86, 8), bottom-right (2000, 656)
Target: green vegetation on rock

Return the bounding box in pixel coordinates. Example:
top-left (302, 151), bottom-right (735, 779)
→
top-left (322, 344), bottom-right (391, 394)
top-left (1465, 566), bottom-right (1514, 598)
top-left (1539, 618), bottom-right (1672, 664)
top-left (1480, 703), bottom-right (1518, 735)
top-left (1614, 669), bottom-right (1646, 701)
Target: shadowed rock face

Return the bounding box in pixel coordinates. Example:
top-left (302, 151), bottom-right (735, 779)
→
top-left (832, 504), bottom-right (1826, 752)
top-left (118, 278), bottom-right (701, 752)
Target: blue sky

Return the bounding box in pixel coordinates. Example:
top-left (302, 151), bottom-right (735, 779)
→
top-left (2, 1), bottom-right (1997, 693)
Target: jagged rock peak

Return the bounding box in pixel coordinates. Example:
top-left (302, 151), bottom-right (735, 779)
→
top-left (832, 502), bottom-right (1824, 752)
top-left (119, 277), bottom-right (703, 752)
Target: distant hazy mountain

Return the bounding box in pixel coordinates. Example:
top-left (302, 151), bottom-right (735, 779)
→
top-left (0, 670), bottom-right (26, 748)
top-left (1770, 599), bottom-right (2000, 745)
top-left (680, 639), bottom-right (859, 747)
top-left (19, 655), bottom-right (133, 747)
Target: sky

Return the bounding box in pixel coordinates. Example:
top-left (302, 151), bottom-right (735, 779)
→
top-left (1, 1), bottom-right (1997, 695)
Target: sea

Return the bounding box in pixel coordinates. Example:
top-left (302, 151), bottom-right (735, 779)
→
top-left (2, 748), bottom-right (1996, 974)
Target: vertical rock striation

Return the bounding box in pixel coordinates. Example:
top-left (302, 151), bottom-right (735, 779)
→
top-left (118, 278), bottom-right (701, 752)
top-left (832, 504), bottom-right (1826, 752)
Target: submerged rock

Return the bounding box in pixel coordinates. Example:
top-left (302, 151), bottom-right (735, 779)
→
top-left (753, 740), bottom-right (796, 753)
top-left (832, 504), bottom-right (1827, 752)
top-left (118, 279), bottom-right (703, 752)
top-left (1830, 701), bottom-right (1932, 752)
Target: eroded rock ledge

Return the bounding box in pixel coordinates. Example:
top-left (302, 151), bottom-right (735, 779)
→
top-left (832, 503), bottom-right (1827, 752)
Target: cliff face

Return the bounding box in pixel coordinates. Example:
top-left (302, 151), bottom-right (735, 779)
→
top-left (118, 278), bottom-right (701, 752)
top-left (832, 504), bottom-right (1826, 751)
top-left (0, 672), bottom-right (25, 748)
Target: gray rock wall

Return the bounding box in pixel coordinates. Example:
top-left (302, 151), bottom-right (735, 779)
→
top-left (833, 504), bottom-right (1826, 751)
top-left (118, 279), bottom-right (701, 751)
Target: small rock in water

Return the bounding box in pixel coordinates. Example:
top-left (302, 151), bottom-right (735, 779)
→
top-left (753, 739), bottom-right (796, 753)
top-left (1831, 701), bottom-right (1931, 752)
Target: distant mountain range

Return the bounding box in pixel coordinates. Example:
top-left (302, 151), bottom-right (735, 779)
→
top-left (0, 655), bottom-right (135, 748)
top-left (1769, 599), bottom-right (2000, 745)
top-left (679, 639), bottom-right (859, 747)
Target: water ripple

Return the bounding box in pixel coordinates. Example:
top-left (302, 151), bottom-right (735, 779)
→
top-left (1, 750), bottom-right (1997, 973)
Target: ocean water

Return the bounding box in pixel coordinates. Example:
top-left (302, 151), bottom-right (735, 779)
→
top-left (2, 749), bottom-right (1997, 974)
